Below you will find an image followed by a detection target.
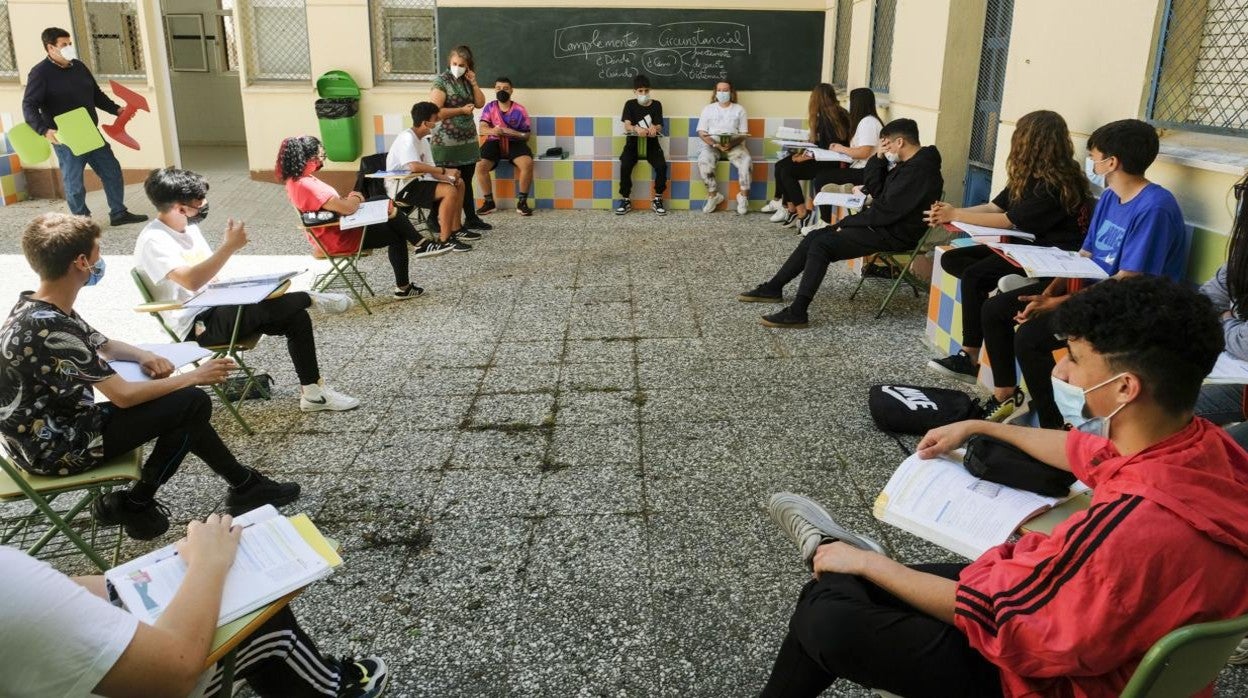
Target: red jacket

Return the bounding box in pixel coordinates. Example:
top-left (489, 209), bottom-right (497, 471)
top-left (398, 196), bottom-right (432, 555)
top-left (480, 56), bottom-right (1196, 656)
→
top-left (954, 418), bottom-right (1248, 697)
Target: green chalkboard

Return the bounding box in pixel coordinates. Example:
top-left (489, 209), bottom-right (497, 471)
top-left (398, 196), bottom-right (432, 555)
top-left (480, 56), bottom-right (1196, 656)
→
top-left (436, 8), bottom-right (825, 90)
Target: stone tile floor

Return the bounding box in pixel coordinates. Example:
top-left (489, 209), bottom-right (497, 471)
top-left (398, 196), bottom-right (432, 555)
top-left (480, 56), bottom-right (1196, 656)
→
top-left (2, 169), bottom-right (1246, 696)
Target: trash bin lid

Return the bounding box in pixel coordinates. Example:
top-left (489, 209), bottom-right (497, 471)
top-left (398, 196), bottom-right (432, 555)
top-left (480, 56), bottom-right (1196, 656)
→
top-left (316, 70), bottom-right (361, 98)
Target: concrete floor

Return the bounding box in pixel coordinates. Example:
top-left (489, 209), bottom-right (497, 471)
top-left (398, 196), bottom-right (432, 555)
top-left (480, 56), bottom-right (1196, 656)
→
top-left (2, 168), bottom-right (1246, 697)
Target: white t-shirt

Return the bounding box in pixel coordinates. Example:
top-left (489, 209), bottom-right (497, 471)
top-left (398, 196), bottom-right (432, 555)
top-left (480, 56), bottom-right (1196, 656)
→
top-left (0, 546), bottom-right (140, 697)
top-left (696, 102), bottom-right (749, 137)
top-left (385, 128), bottom-right (437, 199)
top-left (134, 219), bottom-right (213, 340)
top-left (849, 115), bottom-right (883, 169)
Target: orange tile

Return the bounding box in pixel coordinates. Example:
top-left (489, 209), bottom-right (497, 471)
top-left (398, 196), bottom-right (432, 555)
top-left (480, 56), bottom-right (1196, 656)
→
top-left (592, 161), bottom-right (613, 179)
top-left (373, 115), bottom-right (384, 132)
top-left (727, 182), bottom-right (740, 198)
top-left (671, 161), bottom-right (691, 178)
top-left (555, 198), bottom-right (575, 209)
top-left (747, 118), bottom-right (764, 138)
top-left (555, 118), bottom-right (574, 137)
top-left (496, 179), bottom-right (515, 198)
top-left (573, 180), bottom-right (593, 199)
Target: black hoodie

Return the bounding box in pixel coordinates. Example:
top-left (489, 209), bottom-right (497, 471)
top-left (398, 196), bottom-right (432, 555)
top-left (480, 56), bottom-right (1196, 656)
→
top-left (840, 145), bottom-right (943, 243)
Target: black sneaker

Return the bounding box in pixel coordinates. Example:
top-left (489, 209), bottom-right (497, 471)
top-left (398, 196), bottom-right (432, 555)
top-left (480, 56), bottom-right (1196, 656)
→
top-left (414, 239), bottom-right (452, 259)
top-left (464, 217), bottom-right (493, 231)
top-left (109, 210), bottom-right (149, 226)
top-left (91, 492), bottom-right (171, 541)
top-left (983, 388), bottom-right (1026, 423)
top-left (516, 199), bottom-right (533, 216)
top-left (476, 199), bottom-right (496, 216)
top-left (614, 199), bottom-right (631, 215)
top-left (781, 211), bottom-right (798, 227)
top-left (392, 283), bottom-right (426, 299)
top-left (450, 235), bottom-right (473, 252)
top-left (337, 656), bottom-right (388, 698)
top-left (224, 470), bottom-right (301, 516)
top-left (456, 229), bottom-right (483, 241)
top-left (651, 197), bottom-right (667, 216)
top-left (737, 285), bottom-right (783, 303)
top-left (926, 350), bottom-right (979, 384)
top-left (760, 306), bottom-right (809, 328)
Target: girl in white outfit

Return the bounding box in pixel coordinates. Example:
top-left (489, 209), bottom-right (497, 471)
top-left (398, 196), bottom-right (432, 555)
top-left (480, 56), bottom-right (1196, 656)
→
top-left (696, 80), bottom-right (752, 214)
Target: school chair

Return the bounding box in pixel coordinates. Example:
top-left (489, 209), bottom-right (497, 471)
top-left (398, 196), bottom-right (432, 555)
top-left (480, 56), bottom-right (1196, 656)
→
top-left (299, 216), bottom-right (376, 315)
top-left (1119, 613), bottom-right (1248, 698)
top-left (130, 268), bottom-right (271, 435)
top-left (0, 445), bottom-right (140, 571)
top-left (848, 224), bottom-right (938, 318)
top-left (356, 152), bottom-right (432, 235)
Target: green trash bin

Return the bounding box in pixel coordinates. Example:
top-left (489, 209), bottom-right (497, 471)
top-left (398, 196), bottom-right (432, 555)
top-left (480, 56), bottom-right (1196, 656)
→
top-left (315, 70), bottom-right (362, 162)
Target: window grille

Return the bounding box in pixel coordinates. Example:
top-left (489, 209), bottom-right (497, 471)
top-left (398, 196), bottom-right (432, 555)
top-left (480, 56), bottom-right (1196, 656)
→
top-left (71, 0), bottom-right (145, 78)
top-left (217, 0), bottom-right (240, 73)
top-left (869, 0), bottom-right (896, 93)
top-left (370, 0), bottom-right (436, 82)
top-left (1149, 0), bottom-right (1248, 135)
top-left (238, 0), bottom-right (310, 82)
top-left (831, 0), bottom-right (852, 91)
top-left (0, 2), bottom-right (16, 79)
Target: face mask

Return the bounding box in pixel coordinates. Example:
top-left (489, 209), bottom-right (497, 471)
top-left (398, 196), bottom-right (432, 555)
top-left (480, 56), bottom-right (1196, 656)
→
top-left (187, 202), bottom-right (209, 224)
top-left (83, 257), bottom-right (105, 287)
top-left (450, 65), bottom-right (467, 79)
top-left (58, 45), bottom-right (77, 62)
top-left (1085, 156), bottom-right (1107, 189)
top-left (496, 90), bottom-right (510, 103)
top-left (1050, 372), bottom-right (1129, 437)
top-left (715, 91), bottom-right (731, 103)
top-left (636, 93), bottom-right (651, 105)
top-left (884, 151), bottom-right (900, 164)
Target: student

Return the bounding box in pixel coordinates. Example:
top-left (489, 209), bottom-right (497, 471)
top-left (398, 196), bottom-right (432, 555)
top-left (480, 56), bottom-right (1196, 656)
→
top-left (768, 83), bottom-right (851, 230)
top-left (387, 101), bottom-right (470, 255)
top-left (429, 44), bottom-right (490, 233)
top-left (135, 167), bottom-right (361, 413)
top-left (696, 80), bottom-right (752, 215)
top-left (1, 515), bottom-right (387, 697)
top-left (279, 135), bottom-right (433, 298)
top-left (738, 119), bottom-right (943, 328)
top-left (923, 110), bottom-right (1091, 397)
top-left (615, 74), bottom-right (668, 216)
top-left (972, 119), bottom-right (1188, 426)
top-left (760, 276), bottom-right (1248, 698)
top-left (0, 213), bottom-right (300, 539)
top-left (475, 77), bottom-right (534, 217)
top-left (21, 27), bottom-right (147, 227)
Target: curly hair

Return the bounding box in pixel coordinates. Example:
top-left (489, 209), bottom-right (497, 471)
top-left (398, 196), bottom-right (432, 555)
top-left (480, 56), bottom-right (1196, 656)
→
top-left (808, 83), bottom-right (850, 145)
top-left (1006, 110), bottom-right (1090, 215)
top-left (1055, 276), bottom-right (1222, 414)
top-left (275, 135), bottom-right (321, 182)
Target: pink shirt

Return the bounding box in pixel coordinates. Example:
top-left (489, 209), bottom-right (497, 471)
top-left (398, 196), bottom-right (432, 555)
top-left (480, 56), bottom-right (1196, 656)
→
top-left (286, 175), bottom-right (360, 256)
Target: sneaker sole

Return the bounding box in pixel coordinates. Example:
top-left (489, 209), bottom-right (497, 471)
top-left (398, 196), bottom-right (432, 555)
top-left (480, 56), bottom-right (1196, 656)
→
top-left (413, 247), bottom-right (452, 259)
top-left (925, 360), bottom-right (979, 384)
top-left (768, 493), bottom-right (888, 556)
top-left (759, 318), bottom-right (809, 328)
top-left (737, 294), bottom-right (783, 303)
top-left (476, 209), bottom-right (496, 216)
top-left (392, 291), bottom-right (425, 300)
top-left (614, 210), bottom-right (629, 215)
top-left (516, 209), bottom-right (532, 216)
top-left (300, 400), bottom-right (361, 412)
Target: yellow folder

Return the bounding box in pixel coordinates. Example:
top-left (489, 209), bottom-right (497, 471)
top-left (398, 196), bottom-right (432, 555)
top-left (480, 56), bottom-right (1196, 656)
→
top-left (52, 107), bottom-right (106, 156)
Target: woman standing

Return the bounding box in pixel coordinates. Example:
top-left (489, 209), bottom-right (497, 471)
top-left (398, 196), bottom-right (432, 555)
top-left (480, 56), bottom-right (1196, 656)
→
top-left (766, 83), bottom-right (851, 230)
top-left (429, 45), bottom-right (489, 234)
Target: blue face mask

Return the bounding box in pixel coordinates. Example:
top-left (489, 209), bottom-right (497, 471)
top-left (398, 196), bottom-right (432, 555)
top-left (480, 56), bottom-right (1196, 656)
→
top-left (84, 257), bottom-right (106, 286)
top-left (715, 91), bottom-right (731, 104)
top-left (1050, 372), bottom-right (1129, 437)
top-left (1085, 156), bottom-right (1107, 189)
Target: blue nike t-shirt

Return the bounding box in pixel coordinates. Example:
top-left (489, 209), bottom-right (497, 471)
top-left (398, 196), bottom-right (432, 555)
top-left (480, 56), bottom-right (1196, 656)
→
top-left (1081, 183), bottom-right (1189, 280)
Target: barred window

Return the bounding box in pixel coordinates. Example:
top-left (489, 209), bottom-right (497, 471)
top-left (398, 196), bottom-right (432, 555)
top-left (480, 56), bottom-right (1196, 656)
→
top-left (238, 0), bottom-right (310, 82)
top-left (1149, 0), bottom-right (1248, 135)
top-left (869, 0), bottom-right (896, 93)
top-left (0, 1), bottom-right (16, 79)
top-left (370, 0), bottom-right (437, 82)
top-left (831, 0), bottom-right (852, 91)
top-left (70, 0), bottom-right (145, 78)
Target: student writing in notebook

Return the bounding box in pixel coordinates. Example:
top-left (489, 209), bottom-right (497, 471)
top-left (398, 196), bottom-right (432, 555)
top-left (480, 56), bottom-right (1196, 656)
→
top-left (0, 514), bottom-right (388, 697)
top-left (135, 168), bottom-right (361, 413)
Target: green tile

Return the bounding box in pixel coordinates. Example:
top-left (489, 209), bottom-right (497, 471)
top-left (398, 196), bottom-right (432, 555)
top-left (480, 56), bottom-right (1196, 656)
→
top-left (553, 161), bottom-right (573, 179)
top-left (594, 117), bottom-right (614, 137)
top-left (1187, 226), bottom-right (1229, 284)
top-left (535, 179), bottom-right (555, 198)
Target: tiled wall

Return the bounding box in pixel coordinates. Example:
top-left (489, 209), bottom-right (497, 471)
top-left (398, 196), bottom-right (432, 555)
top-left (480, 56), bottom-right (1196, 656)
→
top-left (371, 113), bottom-right (806, 211)
top-left (0, 113), bottom-right (30, 206)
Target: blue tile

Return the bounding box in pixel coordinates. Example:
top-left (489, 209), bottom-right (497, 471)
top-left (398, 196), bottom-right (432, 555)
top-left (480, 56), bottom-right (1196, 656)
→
top-left (749, 181), bottom-right (768, 199)
top-left (593, 180), bottom-right (613, 199)
top-left (574, 117), bottom-right (594, 136)
top-left (496, 161), bottom-right (515, 177)
top-left (670, 179), bottom-right (690, 199)
top-left (536, 117), bottom-right (555, 136)
top-left (573, 161), bottom-right (593, 179)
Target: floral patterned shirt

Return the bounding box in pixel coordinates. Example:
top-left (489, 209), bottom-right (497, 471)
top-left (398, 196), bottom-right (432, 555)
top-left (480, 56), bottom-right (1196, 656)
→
top-left (0, 293), bottom-right (114, 475)
top-left (430, 70), bottom-right (482, 166)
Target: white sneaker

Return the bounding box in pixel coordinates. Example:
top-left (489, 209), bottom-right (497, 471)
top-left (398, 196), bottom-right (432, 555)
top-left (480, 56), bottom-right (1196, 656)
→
top-left (1228, 636), bottom-right (1248, 665)
top-left (307, 292), bottom-right (352, 315)
top-left (760, 198), bottom-right (783, 214)
top-left (300, 383), bottom-right (361, 412)
top-left (737, 193), bottom-right (749, 215)
top-left (769, 207), bottom-right (789, 223)
top-left (702, 192), bottom-right (725, 213)
top-left (800, 218), bottom-right (830, 237)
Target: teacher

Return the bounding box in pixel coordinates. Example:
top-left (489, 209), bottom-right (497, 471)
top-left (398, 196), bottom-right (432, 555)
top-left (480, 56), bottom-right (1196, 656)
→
top-left (429, 44), bottom-right (490, 234)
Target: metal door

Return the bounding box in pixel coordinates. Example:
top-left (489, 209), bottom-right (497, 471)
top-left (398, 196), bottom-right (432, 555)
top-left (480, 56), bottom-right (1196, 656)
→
top-left (963, 0), bottom-right (1014, 206)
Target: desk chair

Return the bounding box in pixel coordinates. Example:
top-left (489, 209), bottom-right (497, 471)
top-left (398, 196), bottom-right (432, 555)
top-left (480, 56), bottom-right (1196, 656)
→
top-left (0, 446), bottom-right (140, 570)
top-left (356, 152), bottom-right (432, 236)
top-left (848, 224), bottom-right (937, 318)
top-left (300, 217), bottom-right (375, 315)
top-left (130, 268), bottom-right (272, 435)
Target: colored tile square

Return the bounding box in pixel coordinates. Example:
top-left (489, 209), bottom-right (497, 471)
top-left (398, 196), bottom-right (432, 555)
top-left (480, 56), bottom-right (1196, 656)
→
top-left (593, 180), bottom-right (613, 199)
top-left (670, 179), bottom-right (690, 200)
top-left (574, 180), bottom-right (593, 199)
top-left (556, 136), bottom-right (575, 153)
top-left (574, 117), bottom-right (594, 136)
top-left (573, 160), bottom-right (592, 179)
top-left (554, 180), bottom-right (573, 199)
top-left (668, 198), bottom-right (691, 211)
top-left (555, 118), bottom-right (574, 137)
top-left (591, 198), bottom-right (612, 210)
top-left (670, 161), bottom-right (691, 179)
top-left (495, 161), bottom-right (515, 178)
top-left (535, 179), bottom-right (555, 198)
top-left (594, 137), bottom-right (616, 158)
top-left (557, 199), bottom-right (576, 209)
top-left (592, 161), bottom-right (613, 180)
top-left (553, 161), bottom-right (574, 179)
top-left (535, 135), bottom-right (556, 153)
top-left (536, 198), bottom-right (553, 209)
top-left (593, 117), bottom-right (613, 137)
top-left (0, 156), bottom-right (13, 177)
top-left (574, 136), bottom-right (594, 157)
top-left (536, 117), bottom-right (555, 136)
top-left (496, 179), bottom-right (516, 198)
top-left (747, 118), bottom-right (764, 138)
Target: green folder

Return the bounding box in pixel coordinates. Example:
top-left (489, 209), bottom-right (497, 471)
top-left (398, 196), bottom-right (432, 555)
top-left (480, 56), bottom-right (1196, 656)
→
top-left (53, 107), bottom-right (105, 156)
top-left (6, 122), bottom-right (52, 164)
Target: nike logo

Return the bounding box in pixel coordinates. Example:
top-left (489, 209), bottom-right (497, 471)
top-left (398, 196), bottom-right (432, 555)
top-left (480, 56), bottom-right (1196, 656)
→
top-left (881, 385), bottom-right (938, 411)
top-left (305, 396), bottom-right (326, 404)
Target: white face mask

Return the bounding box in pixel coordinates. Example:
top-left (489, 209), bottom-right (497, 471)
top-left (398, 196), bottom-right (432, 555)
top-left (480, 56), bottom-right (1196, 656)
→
top-left (884, 151), bottom-right (900, 164)
top-left (715, 91), bottom-right (731, 104)
top-left (58, 44), bottom-right (77, 62)
top-left (636, 93), bottom-right (651, 105)
top-left (1050, 372), bottom-right (1129, 438)
top-left (1085, 156), bottom-right (1108, 189)
top-left (450, 65), bottom-right (467, 79)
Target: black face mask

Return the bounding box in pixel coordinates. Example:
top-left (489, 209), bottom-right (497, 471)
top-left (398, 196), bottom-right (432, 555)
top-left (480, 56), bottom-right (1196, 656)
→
top-left (187, 202), bottom-right (209, 224)
top-left (496, 90), bottom-right (511, 103)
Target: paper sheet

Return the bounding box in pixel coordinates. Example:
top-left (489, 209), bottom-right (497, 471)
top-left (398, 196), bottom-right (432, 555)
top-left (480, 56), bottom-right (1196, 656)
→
top-left (771, 138), bottom-right (817, 149)
top-left (984, 243), bottom-right (1109, 279)
top-left (208, 270), bottom-right (302, 289)
top-left (951, 220), bottom-right (1036, 241)
top-left (813, 191), bottom-right (867, 209)
top-left (182, 284), bottom-right (280, 308)
top-left (107, 342), bottom-right (214, 382)
top-left (338, 199), bottom-right (391, 230)
top-left (807, 148), bottom-right (854, 163)
top-left (1207, 352), bottom-right (1248, 384)
top-left (773, 126), bottom-right (808, 141)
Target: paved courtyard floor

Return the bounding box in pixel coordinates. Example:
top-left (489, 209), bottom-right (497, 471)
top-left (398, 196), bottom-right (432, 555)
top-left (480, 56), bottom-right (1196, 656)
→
top-left (3, 163), bottom-right (1246, 696)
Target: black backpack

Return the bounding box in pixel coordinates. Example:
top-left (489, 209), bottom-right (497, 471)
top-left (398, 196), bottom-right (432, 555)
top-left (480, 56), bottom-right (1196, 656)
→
top-left (868, 384), bottom-right (983, 434)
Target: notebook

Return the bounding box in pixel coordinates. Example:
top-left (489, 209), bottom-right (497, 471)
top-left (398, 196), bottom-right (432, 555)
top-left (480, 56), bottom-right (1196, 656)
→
top-left (951, 220), bottom-right (1037, 242)
top-left (107, 342), bottom-right (214, 382)
top-left (983, 242), bottom-right (1109, 279)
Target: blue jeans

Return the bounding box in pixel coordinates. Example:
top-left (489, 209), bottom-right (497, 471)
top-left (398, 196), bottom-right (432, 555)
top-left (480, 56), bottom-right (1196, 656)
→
top-left (52, 141), bottom-right (127, 218)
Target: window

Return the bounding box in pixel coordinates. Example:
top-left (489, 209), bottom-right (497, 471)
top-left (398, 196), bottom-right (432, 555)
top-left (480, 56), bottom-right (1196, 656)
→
top-left (217, 0), bottom-right (240, 73)
top-left (0, 0), bottom-right (16, 79)
top-left (238, 0), bottom-right (310, 82)
top-left (869, 0), bottom-right (896, 93)
top-left (1149, 0), bottom-right (1248, 135)
top-left (831, 0), bottom-right (853, 91)
top-left (70, 0), bottom-right (145, 78)
top-left (370, 0), bottom-right (437, 82)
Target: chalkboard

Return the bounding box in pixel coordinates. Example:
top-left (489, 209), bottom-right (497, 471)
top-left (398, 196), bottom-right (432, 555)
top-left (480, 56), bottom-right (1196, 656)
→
top-left (436, 8), bottom-right (825, 90)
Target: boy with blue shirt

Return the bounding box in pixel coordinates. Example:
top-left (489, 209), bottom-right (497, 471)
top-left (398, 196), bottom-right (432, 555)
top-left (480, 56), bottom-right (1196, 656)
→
top-left (977, 118), bottom-right (1189, 427)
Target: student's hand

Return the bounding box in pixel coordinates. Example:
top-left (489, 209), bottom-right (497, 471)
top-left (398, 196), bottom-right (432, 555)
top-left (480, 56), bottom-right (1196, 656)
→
top-left (44, 129), bottom-right (59, 145)
top-left (831, 143), bottom-right (848, 154)
top-left (462, 104), bottom-right (474, 116)
top-left (465, 69), bottom-right (477, 85)
top-left (812, 541), bottom-right (871, 578)
top-left (139, 352), bottom-right (175, 379)
top-left (222, 218), bottom-right (248, 252)
top-left (189, 358), bottom-right (235, 386)
top-left (916, 420), bottom-right (981, 459)
top-left (793, 150), bottom-right (811, 163)
top-left (1015, 294), bottom-right (1065, 322)
top-left (648, 126), bottom-right (660, 137)
top-left (176, 514), bottom-right (242, 574)
top-left (851, 185), bottom-right (865, 197)
top-left (925, 202), bottom-right (955, 225)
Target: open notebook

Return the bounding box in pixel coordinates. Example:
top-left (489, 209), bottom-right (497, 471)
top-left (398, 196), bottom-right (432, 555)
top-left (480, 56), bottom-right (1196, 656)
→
top-left (874, 453), bottom-right (1090, 559)
top-left (106, 506), bottom-right (341, 627)
top-left (983, 242), bottom-right (1108, 279)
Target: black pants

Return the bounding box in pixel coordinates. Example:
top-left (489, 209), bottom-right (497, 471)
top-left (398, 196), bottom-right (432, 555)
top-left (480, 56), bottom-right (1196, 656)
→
top-left (204, 606), bottom-right (344, 697)
top-left (362, 215), bottom-right (424, 287)
top-left (940, 247), bottom-right (1042, 348)
top-left (193, 292), bottom-right (320, 386)
top-left (449, 162), bottom-right (478, 222)
top-left (619, 138), bottom-right (667, 197)
top-left (100, 387), bottom-right (250, 501)
top-left (813, 167), bottom-right (866, 222)
top-left (774, 158), bottom-right (843, 206)
top-left (981, 289), bottom-right (1066, 428)
top-left (763, 225), bottom-right (918, 314)
top-left (760, 564), bottom-right (1002, 698)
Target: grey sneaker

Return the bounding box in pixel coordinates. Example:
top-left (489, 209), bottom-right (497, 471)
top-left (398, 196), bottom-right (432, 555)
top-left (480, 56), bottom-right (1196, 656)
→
top-left (767, 492), bottom-right (887, 569)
